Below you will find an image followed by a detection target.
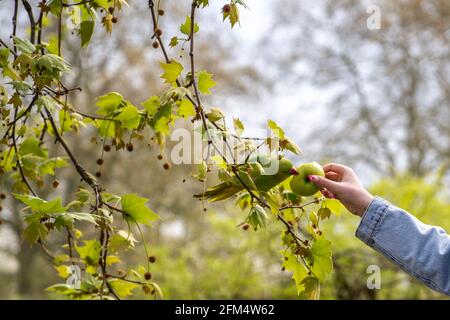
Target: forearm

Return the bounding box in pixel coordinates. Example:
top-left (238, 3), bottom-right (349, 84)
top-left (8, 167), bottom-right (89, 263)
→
top-left (356, 197), bottom-right (450, 295)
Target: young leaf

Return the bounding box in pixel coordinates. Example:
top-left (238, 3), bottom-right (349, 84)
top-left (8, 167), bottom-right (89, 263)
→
top-left (180, 16), bottom-right (199, 36)
top-left (211, 155), bottom-right (227, 170)
top-left (107, 279), bottom-right (139, 298)
top-left (247, 205), bottom-right (268, 230)
top-left (283, 251), bottom-right (309, 295)
top-left (115, 103), bottom-right (140, 130)
top-left (13, 36), bottom-right (36, 54)
top-left (177, 99), bottom-right (196, 118)
top-left (233, 118), bottom-right (244, 137)
top-left (197, 71), bottom-right (216, 94)
top-left (197, 0), bottom-right (209, 7)
top-left (121, 194), bottom-right (160, 225)
top-left (223, 3), bottom-right (240, 28)
top-left (318, 207), bottom-right (331, 220)
top-left (23, 222), bottom-right (48, 244)
top-left (141, 96), bottom-right (160, 116)
top-left (205, 107), bottom-right (224, 122)
top-left (310, 236), bottom-right (333, 282)
top-left (193, 161), bottom-right (208, 182)
top-left (169, 37), bottom-right (179, 48)
top-left (160, 60), bottom-right (183, 85)
top-left (14, 194), bottom-right (67, 214)
top-left (268, 120), bottom-right (285, 139)
top-left (76, 240), bottom-right (102, 266)
top-left (78, 20), bottom-right (95, 47)
top-left (280, 137), bottom-right (302, 155)
top-left (96, 92), bottom-right (123, 115)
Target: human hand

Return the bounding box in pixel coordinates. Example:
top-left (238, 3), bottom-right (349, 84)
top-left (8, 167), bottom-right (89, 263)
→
top-left (308, 163), bottom-right (374, 217)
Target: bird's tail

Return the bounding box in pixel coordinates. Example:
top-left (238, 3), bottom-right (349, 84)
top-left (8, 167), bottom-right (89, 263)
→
top-left (194, 183), bottom-right (243, 202)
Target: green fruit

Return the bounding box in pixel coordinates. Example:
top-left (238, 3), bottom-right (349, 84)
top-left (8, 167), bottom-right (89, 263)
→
top-left (290, 162), bottom-right (325, 196)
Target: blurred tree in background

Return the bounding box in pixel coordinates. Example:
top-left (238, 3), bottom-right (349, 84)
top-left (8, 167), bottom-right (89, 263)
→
top-left (0, 0), bottom-right (449, 299)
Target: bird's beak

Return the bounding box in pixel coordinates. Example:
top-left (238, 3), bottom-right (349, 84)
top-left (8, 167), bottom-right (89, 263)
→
top-left (289, 167), bottom-right (299, 175)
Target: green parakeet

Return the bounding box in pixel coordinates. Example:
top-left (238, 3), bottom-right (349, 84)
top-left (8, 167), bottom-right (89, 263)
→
top-left (194, 154), bottom-right (298, 202)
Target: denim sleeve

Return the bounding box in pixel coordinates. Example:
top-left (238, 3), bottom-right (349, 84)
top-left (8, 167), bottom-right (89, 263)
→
top-left (355, 197), bottom-right (450, 295)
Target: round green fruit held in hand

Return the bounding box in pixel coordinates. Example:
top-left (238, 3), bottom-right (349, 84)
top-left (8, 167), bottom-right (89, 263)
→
top-left (290, 162), bottom-right (325, 196)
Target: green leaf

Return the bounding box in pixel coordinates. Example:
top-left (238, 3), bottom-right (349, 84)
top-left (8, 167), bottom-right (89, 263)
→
top-left (193, 161), bottom-right (207, 182)
top-left (19, 137), bottom-right (47, 157)
top-left (98, 119), bottom-right (115, 138)
top-left (169, 37), bottom-right (179, 48)
top-left (160, 60), bottom-right (183, 85)
top-left (205, 107), bottom-right (224, 122)
top-left (39, 157), bottom-right (69, 176)
top-left (211, 155), bottom-right (227, 170)
top-left (76, 240), bottom-right (101, 266)
top-left (197, 71), bottom-right (216, 94)
top-left (78, 20), bottom-right (95, 47)
top-left (180, 16), bottom-right (199, 35)
top-left (36, 95), bottom-right (59, 112)
top-left (223, 3), bottom-right (240, 28)
top-left (96, 92), bottom-right (123, 115)
top-left (107, 279), bottom-right (139, 298)
top-left (149, 104), bottom-right (173, 135)
top-left (55, 265), bottom-right (71, 279)
top-left (280, 137), bottom-right (302, 155)
top-left (283, 251), bottom-right (309, 295)
top-left (233, 118), bottom-right (244, 137)
top-left (300, 276), bottom-right (320, 300)
top-left (267, 119), bottom-right (285, 139)
top-left (247, 205), bottom-right (268, 230)
top-left (310, 236), bottom-right (333, 281)
top-left (14, 194), bottom-right (67, 214)
top-left (109, 230), bottom-right (137, 252)
top-left (177, 99), bottom-right (196, 118)
top-left (218, 170), bottom-right (235, 184)
top-left (121, 194), bottom-right (160, 225)
top-left (13, 36), bottom-right (36, 54)
top-left (309, 211), bottom-right (318, 226)
top-left (142, 96), bottom-right (160, 116)
top-left (23, 222), bottom-right (48, 244)
top-left (7, 81), bottom-right (32, 92)
top-left (238, 171), bottom-right (258, 190)
top-left (115, 103), bottom-right (140, 130)
top-left (197, 0), bottom-right (209, 7)
top-left (318, 207), bottom-right (331, 220)
top-left (35, 54), bottom-right (70, 72)
top-left (64, 212), bottom-right (98, 225)
top-left (160, 87), bottom-right (192, 105)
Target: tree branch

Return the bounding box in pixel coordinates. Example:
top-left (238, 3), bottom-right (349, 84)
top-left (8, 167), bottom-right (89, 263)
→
top-left (21, 0), bottom-right (36, 44)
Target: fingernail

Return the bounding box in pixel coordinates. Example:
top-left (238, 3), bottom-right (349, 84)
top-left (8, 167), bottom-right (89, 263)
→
top-left (308, 175), bottom-right (316, 182)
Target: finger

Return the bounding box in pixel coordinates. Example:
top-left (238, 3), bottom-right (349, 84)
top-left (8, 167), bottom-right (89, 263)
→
top-left (320, 188), bottom-right (335, 199)
top-left (323, 163), bottom-right (350, 174)
top-left (308, 175), bottom-right (341, 193)
top-left (325, 171), bottom-right (341, 182)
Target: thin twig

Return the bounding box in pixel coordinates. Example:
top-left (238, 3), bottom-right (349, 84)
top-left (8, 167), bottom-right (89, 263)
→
top-left (21, 0), bottom-right (36, 43)
top-left (12, 95), bottom-right (38, 196)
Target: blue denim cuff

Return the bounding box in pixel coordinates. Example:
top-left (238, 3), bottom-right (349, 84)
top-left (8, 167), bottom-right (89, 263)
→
top-left (355, 197), bottom-right (389, 245)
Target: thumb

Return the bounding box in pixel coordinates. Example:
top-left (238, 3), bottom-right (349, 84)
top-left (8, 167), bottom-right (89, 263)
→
top-left (308, 175), bottom-right (341, 193)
